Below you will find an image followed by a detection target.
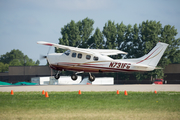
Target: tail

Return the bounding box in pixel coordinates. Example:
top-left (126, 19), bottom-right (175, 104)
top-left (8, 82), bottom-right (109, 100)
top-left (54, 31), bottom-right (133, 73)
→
top-left (136, 42), bottom-right (168, 67)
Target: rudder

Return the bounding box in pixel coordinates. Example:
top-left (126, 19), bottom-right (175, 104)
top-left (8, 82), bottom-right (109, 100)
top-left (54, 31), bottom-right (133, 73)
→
top-left (136, 42), bottom-right (168, 67)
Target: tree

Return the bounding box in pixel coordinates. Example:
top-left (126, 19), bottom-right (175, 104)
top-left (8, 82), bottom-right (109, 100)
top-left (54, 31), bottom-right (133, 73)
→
top-left (117, 23), bottom-right (133, 59)
top-left (35, 60), bottom-right (40, 65)
top-left (160, 25), bottom-right (180, 64)
top-left (56, 17), bottom-right (94, 53)
top-left (87, 28), bottom-right (104, 49)
top-left (9, 59), bottom-right (21, 66)
top-left (0, 49), bottom-right (24, 64)
top-left (77, 18), bottom-right (94, 48)
top-left (0, 49), bottom-right (40, 72)
top-left (103, 20), bottom-right (117, 49)
top-left (116, 22), bottom-right (126, 55)
top-left (0, 62), bottom-right (9, 72)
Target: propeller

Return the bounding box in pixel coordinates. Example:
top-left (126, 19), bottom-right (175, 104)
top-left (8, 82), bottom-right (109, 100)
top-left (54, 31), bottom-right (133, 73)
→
top-left (39, 46), bottom-right (52, 65)
top-left (40, 45), bottom-right (51, 60)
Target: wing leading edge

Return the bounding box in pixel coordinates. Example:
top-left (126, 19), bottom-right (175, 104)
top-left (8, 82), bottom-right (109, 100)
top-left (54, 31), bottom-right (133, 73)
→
top-left (37, 41), bottom-right (128, 55)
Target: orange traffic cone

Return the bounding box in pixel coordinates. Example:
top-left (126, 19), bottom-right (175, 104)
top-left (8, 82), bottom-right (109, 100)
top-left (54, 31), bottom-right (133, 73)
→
top-left (42, 90), bottom-right (45, 95)
top-left (154, 90), bottom-right (157, 94)
top-left (45, 92), bottom-right (49, 97)
top-left (124, 90), bottom-right (128, 96)
top-left (11, 90), bottom-right (14, 95)
top-left (78, 90), bottom-right (81, 95)
top-left (117, 90), bottom-right (119, 94)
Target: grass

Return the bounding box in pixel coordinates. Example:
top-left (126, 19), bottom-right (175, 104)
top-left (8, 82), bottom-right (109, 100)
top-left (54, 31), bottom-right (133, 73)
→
top-left (0, 91), bottom-right (180, 120)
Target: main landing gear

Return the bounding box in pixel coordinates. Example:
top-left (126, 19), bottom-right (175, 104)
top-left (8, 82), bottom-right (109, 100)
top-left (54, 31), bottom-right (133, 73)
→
top-left (54, 71), bottom-right (95, 82)
top-left (54, 71), bottom-right (60, 79)
top-left (71, 73), bottom-right (77, 81)
top-left (71, 72), bottom-right (95, 82)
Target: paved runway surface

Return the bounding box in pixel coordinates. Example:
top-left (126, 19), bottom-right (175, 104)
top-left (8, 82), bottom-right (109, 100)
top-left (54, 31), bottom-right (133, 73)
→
top-left (0, 84), bottom-right (180, 92)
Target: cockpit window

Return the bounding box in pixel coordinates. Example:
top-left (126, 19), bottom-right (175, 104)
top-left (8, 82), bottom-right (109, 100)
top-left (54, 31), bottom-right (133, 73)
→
top-left (86, 55), bottom-right (91, 60)
top-left (72, 53), bottom-right (76, 58)
top-left (78, 53), bottom-right (82, 59)
top-left (93, 56), bottom-right (99, 61)
top-left (64, 50), bottom-right (70, 56)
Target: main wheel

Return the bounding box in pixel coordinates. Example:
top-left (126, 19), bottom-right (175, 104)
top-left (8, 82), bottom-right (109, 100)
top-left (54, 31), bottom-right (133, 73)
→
top-left (54, 73), bottom-right (60, 79)
top-left (89, 74), bottom-right (95, 82)
top-left (71, 74), bottom-right (78, 81)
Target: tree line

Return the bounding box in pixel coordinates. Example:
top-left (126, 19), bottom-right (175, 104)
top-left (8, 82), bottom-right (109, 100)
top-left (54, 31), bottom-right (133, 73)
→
top-left (56, 17), bottom-right (180, 80)
top-left (0, 49), bottom-right (40, 72)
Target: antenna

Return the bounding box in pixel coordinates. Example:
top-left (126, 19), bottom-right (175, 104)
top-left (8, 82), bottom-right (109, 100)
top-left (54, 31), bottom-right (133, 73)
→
top-left (76, 41), bottom-right (82, 48)
top-left (88, 43), bottom-right (94, 49)
top-left (47, 46), bottom-right (51, 55)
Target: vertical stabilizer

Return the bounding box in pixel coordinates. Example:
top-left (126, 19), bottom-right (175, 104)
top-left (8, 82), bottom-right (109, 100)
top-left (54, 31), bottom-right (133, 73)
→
top-left (136, 42), bottom-right (168, 67)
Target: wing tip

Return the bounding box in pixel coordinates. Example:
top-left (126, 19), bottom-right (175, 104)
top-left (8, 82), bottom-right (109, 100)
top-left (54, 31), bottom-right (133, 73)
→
top-left (37, 41), bottom-right (53, 46)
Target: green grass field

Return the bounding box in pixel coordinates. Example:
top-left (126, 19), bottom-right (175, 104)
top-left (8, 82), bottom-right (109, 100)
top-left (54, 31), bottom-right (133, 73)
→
top-left (0, 91), bottom-right (180, 120)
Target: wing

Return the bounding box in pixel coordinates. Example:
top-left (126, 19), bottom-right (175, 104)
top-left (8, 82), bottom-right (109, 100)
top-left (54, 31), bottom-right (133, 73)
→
top-left (90, 49), bottom-right (127, 55)
top-left (37, 41), bottom-right (75, 50)
top-left (37, 41), bottom-right (94, 55)
top-left (37, 41), bottom-right (128, 55)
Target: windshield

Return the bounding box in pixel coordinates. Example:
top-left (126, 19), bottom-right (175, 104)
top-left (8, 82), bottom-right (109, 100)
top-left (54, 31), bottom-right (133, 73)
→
top-left (64, 50), bottom-right (71, 56)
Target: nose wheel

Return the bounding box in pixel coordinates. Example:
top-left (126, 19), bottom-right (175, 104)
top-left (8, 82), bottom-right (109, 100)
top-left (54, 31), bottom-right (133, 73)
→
top-left (89, 72), bottom-right (95, 82)
top-left (54, 71), bottom-right (60, 79)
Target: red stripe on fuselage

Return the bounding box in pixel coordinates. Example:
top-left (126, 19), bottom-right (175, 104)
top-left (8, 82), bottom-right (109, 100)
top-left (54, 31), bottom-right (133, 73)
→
top-left (50, 63), bottom-right (139, 73)
top-left (136, 47), bottom-right (160, 64)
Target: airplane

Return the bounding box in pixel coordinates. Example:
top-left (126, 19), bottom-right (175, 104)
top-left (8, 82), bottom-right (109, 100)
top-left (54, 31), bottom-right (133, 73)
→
top-left (37, 41), bottom-right (168, 82)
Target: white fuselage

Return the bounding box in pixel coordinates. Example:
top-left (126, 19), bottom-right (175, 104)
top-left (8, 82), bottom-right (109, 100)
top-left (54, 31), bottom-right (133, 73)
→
top-left (47, 50), bottom-right (155, 73)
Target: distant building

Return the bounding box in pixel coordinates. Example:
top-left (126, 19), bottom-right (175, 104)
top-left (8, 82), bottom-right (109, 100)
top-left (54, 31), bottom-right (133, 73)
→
top-left (0, 64), bottom-right (180, 84)
top-left (0, 66), bottom-right (53, 83)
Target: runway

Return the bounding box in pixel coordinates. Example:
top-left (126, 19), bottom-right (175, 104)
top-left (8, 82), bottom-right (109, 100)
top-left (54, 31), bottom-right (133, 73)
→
top-left (0, 84), bottom-right (180, 92)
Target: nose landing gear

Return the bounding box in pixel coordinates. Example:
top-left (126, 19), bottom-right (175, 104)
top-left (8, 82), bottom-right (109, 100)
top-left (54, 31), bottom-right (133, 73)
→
top-left (89, 72), bottom-right (95, 82)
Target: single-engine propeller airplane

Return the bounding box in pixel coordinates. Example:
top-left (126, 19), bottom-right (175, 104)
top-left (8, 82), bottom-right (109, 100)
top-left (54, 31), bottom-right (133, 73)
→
top-left (37, 41), bottom-right (168, 82)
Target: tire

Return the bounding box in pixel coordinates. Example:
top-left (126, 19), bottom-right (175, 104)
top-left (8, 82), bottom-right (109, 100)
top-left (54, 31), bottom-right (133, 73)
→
top-left (71, 74), bottom-right (78, 81)
top-left (54, 73), bottom-right (60, 79)
top-left (89, 75), bottom-right (95, 82)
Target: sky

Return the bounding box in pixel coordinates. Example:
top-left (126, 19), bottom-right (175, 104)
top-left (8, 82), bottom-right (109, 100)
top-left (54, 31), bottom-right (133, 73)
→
top-left (0, 0), bottom-right (180, 65)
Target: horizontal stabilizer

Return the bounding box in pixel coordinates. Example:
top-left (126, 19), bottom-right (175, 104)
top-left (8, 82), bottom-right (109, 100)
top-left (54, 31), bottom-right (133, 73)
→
top-left (155, 67), bottom-right (163, 69)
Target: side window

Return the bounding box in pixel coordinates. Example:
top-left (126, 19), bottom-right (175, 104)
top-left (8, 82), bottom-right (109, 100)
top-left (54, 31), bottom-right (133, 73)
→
top-left (93, 56), bottom-right (99, 61)
top-left (64, 50), bottom-right (70, 56)
top-left (78, 53), bottom-right (82, 59)
top-left (72, 53), bottom-right (76, 58)
top-left (86, 55), bottom-right (91, 60)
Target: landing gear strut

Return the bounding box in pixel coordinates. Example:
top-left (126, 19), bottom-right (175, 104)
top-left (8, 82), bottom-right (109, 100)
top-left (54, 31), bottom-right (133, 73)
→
top-left (70, 72), bottom-right (95, 82)
top-left (54, 71), bottom-right (60, 79)
top-left (89, 72), bottom-right (95, 82)
top-left (71, 71), bottom-right (84, 81)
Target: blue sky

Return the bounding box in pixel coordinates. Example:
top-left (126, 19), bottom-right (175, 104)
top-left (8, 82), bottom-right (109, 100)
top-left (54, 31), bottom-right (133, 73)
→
top-left (0, 0), bottom-right (180, 65)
